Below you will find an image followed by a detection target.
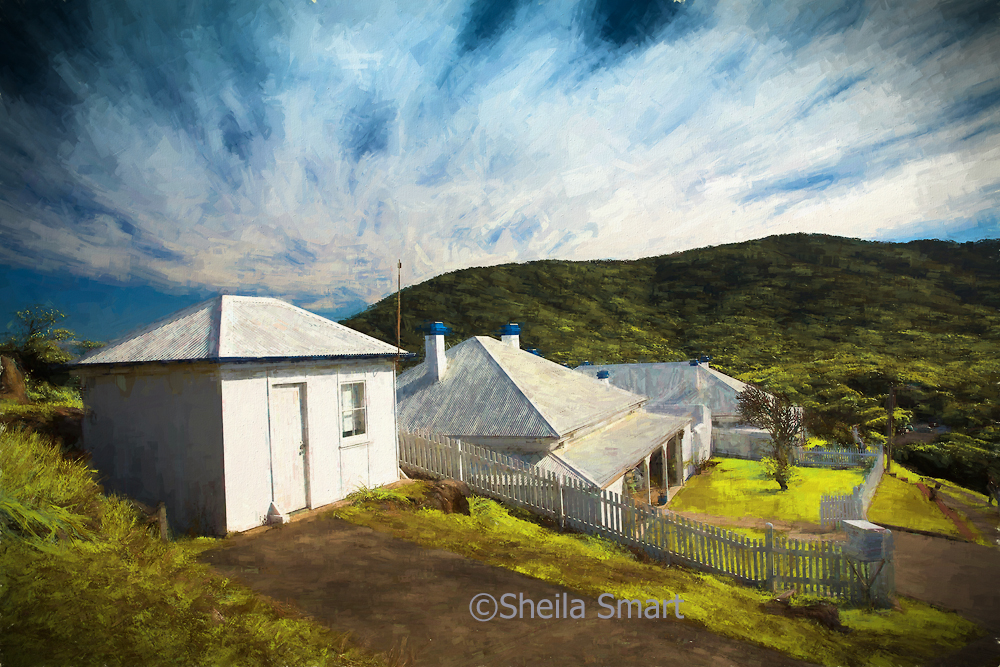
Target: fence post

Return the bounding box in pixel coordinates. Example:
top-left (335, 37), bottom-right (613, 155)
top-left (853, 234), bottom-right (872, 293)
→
top-left (457, 439), bottom-right (464, 483)
top-left (765, 522), bottom-right (775, 593)
top-left (157, 502), bottom-right (168, 541)
top-left (557, 475), bottom-right (565, 528)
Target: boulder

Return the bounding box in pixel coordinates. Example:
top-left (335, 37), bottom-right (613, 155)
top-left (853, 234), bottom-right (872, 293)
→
top-left (0, 355), bottom-right (29, 404)
top-left (418, 479), bottom-right (471, 516)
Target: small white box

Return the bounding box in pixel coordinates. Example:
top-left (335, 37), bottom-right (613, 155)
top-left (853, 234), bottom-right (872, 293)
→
top-left (843, 520), bottom-right (886, 561)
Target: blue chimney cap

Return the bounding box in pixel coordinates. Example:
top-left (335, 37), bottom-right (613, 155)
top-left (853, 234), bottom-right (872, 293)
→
top-left (689, 359), bottom-right (699, 366)
top-left (499, 323), bottom-right (521, 336)
top-left (596, 370), bottom-right (610, 379)
top-left (425, 322), bottom-right (452, 335)
top-left (699, 355), bottom-right (712, 363)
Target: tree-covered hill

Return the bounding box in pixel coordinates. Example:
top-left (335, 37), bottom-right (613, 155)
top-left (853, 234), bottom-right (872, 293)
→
top-left (343, 233), bottom-right (1000, 491)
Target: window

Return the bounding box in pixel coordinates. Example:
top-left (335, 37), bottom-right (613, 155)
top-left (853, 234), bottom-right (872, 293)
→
top-left (341, 381), bottom-right (367, 438)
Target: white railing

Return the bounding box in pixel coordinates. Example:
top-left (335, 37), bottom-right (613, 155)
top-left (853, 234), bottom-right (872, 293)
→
top-left (399, 431), bottom-right (891, 604)
top-left (819, 444), bottom-right (885, 529)
top-left (797, 446), bottom-right (877, 468)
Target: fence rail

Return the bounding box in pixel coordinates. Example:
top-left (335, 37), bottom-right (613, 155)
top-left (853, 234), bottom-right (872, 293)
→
top-left (399, 431), bottom-right (891, 605)
top-left (797, 446), bottom-right (877, 468)
top-left (819, 443), bottom-right (885, 529)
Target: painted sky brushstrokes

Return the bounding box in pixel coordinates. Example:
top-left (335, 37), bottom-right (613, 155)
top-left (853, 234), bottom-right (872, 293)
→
top-left (0, 0), bottom-right (998, 316)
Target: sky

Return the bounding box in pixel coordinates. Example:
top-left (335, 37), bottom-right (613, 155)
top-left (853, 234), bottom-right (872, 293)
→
top-left (1, 0), bottom-right (999, 341)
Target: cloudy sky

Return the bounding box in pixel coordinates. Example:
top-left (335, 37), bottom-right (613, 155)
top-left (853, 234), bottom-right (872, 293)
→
top-left (1, 0), bottom-right (998, 339)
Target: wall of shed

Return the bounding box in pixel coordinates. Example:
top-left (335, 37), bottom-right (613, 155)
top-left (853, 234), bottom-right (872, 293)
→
top-left (79, 367), bottom-right (226, 535)
top-left (220, 359), bottom-right (398, 533)
top-left (712, 425), bottom-right (773, 460)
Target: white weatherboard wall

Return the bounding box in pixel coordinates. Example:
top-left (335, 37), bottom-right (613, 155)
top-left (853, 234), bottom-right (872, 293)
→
top-left (220, 359), bottom-right (398, 533)
top-left (80, 365), bottom-right (226, 535)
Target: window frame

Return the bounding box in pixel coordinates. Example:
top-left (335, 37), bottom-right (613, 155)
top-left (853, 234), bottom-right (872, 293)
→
top-left (339, 380), bottom-right (368, 441)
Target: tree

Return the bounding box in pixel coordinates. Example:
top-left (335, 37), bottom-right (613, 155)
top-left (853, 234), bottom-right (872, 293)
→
top-left (737, 385), bottom-right (805, 491)
top-left (1, 306), bottom-right (102, 387)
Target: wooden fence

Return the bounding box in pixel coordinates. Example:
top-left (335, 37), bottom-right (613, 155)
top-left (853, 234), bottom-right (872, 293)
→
top-left (819, 444), bottom-right (885, 529)
top-left (399, 431), bottom-right (891, 604)
top-left (797, 446), bottom-right (877, 468)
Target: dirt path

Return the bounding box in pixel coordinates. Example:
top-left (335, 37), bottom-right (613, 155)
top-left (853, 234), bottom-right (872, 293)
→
top-left (200, 513), bottom-right (819, 667)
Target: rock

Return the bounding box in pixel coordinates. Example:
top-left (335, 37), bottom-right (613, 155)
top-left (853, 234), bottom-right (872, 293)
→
top-left (418, 479), bottom-right (471, 516)
top-left (763, 589), bottom-right (850, 633)
top-left (0, 355), bottom-right (29, 404)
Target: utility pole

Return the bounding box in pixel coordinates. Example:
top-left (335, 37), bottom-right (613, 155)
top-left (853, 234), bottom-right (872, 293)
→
top-left (886, 383), bottom-right (896, 471)
top-left (395, 259), bottom-right (402, 372)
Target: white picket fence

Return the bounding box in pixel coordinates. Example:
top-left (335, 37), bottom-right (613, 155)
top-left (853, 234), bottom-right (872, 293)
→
top-left (819, 444), bottom-right (885, 528)
top-left (797, 446), bottom-right (877, 468)
top-left (399, 431), bottom-right (890, 604)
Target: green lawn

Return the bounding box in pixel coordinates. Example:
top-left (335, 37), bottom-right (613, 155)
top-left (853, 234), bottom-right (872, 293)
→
top-left (867, 474), bottom-right (962, 538)
top-left (669, 458), bottom-right (866, 524)
top-left (332, 483), bottom-right (982, 667)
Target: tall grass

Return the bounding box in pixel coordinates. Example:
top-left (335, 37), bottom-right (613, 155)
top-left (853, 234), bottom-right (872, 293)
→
top-left (0, 427), bottom-right (387, 667)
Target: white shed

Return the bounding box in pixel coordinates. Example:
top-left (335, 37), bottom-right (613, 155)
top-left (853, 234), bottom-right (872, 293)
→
top-left (69, 295), bottom-right (410, 536)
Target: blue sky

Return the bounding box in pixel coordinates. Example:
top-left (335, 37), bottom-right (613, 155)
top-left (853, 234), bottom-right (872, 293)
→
top-left (1, 0), bottom-right (998, 341)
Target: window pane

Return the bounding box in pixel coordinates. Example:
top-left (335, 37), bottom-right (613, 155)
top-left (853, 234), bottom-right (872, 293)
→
top-left (353, 408), bottom-right (366, 435)
top-left (342, 385), bottom-right (354, 409)
top-left (352, 383), bottom-right (364, 407)
top-left (342, 412), bottom-right (354, 437)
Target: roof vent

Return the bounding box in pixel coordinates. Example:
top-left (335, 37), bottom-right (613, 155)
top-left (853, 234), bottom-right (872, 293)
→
top-left (596, 370), bottom-right (610, 385)
top-left (581, 361), bottom-right (592, 366)
top-left (500, 322), bottom-right (521, 349)
top-left (689, 359), bottom-right (699, 366)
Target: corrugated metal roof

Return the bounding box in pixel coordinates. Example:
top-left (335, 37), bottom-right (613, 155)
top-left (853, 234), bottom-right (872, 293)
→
top-left (575, 362), bottom-right (750, 416)
top-left (71, 295), bottom-right (405, 366)
top-left (555, 411), bottom-right (690, 488)
top-left (396, 336), bottom-right (646, 438)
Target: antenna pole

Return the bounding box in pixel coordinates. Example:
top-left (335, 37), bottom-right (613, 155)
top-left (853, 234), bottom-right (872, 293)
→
top-left (395, 259), bottom-right (402, 371)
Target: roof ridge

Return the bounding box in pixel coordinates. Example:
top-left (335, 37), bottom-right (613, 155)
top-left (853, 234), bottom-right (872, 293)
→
top-left (75, 295), bottom-right (221, 363)
top-left (473, 337), bottom-right (560, 438)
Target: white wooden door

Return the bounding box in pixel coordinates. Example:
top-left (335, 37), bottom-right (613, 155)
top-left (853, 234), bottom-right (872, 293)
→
top-left (269, 384), bottom-right (308, 512)
top-left (340, 442), bottom-right (370, 496)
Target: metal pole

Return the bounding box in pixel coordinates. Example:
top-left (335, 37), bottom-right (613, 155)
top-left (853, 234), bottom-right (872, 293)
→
top-left (395, 260), bottom-right (401, 371)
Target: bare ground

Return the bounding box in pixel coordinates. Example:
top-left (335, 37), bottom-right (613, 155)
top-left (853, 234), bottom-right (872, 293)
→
top-left (200, 510), bottom-right (820, 667)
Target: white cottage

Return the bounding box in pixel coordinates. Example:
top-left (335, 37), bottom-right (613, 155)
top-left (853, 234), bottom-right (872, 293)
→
top-left (397, 323), bottom-right (693, 500)
top-left (574, 362), bottom-right (773, 462)
top-left (69, 295), bottom-right (410, 536)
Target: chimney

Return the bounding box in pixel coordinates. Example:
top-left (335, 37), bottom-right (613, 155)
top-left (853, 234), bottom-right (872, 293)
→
top-left (424, 322), bottom-right (451, 382)
top-left (597, 370), bottom-right (610, 385)
top-left (500, 323), bottom-right (521, 349)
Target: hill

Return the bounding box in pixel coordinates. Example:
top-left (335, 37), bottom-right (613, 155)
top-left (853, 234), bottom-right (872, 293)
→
top-left (342, 233), bottom-right (1000, 492)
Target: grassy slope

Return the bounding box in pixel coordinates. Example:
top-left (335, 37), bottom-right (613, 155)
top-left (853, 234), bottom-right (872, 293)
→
top-left (0, 424), bottom-right (386, 667)
top-left (343, 233), bottom-right (1000, 491)
top-left (333, 484), bottom-right (982, 667)
top-left (668, 458), bottom-right (865, 524)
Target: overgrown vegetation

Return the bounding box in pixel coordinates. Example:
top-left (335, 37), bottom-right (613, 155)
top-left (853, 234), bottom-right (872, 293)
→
top-left (0, 425), bottom-right (387, 667)
top-left (343, 234), bottom-right (1000, 492)
top-left (333, 482), bottom-right (983, 667)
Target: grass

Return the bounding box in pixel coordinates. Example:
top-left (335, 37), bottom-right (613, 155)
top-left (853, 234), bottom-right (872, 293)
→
top-left (331, 485), bottom-right (983, 667)
top-left (669, 457), bottom-right (865, 524)
top-left (868, 462), bottom-right (992, 544)
top-left (0, 426), bottom-right (389, 667)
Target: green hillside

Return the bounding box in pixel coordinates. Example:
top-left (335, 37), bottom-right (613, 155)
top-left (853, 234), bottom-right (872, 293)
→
top-left (342, 233), bottom-right (1000, 492)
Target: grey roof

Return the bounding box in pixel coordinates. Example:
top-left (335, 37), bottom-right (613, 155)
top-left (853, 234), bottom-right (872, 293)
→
top-left (396, 336), bottom-right (646, 439)
top-left (574, 362), bottom-right (750, 416)
top-left (552, 411), bottom-right (690, 487)
top-left (71, 295), bottom-right (406, 366)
